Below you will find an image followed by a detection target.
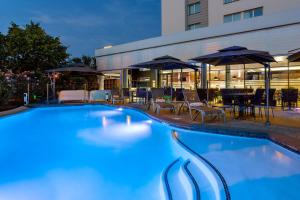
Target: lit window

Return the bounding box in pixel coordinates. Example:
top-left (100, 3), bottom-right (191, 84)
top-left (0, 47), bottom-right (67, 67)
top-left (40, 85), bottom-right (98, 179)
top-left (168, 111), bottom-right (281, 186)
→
top-left (188, 2), bottom-right (201, 15)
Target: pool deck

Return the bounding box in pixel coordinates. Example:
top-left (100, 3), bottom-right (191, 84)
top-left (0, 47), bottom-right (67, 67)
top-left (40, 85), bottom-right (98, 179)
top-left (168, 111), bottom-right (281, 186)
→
top-left (126, 103), bottom-right (300, 154)
top-left (1, 104), bottom-right (300, 154)
top-left (0, 106), bottom-right (28, 117)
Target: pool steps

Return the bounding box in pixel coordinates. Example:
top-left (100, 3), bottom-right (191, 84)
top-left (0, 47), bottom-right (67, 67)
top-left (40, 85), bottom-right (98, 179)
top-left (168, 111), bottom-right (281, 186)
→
top-left (163, 157), bottom-right (226, 200)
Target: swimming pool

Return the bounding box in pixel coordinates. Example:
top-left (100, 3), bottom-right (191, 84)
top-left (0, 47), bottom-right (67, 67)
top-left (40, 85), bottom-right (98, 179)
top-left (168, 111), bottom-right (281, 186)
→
top-left (0, 105), bottom-right (299, 200)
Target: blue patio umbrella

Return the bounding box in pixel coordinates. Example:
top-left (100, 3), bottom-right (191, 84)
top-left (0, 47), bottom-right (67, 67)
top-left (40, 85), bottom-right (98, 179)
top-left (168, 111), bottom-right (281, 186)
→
top-left (191, 46), bottom-right (276, 125)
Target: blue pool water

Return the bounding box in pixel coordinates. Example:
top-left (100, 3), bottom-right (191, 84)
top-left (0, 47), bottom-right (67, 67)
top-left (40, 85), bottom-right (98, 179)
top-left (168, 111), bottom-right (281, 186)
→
top-left (0, 105), bottom-right (299, 200)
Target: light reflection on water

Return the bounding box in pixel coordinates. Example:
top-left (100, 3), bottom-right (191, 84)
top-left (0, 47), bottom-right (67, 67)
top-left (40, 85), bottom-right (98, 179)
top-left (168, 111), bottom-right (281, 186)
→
top-left (77, 122), bottom-right (151, 148)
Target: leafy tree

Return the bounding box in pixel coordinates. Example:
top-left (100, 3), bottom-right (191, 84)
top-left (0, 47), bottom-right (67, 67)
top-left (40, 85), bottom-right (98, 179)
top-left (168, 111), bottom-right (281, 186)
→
top-left (5, 22), bottom-right (69, 73)
top-left (69, 55), bottom-right (97, 69)
top-left (0, 33), bottom-right (6, 71)
top-left (82, 55), bottom-right (92, 66)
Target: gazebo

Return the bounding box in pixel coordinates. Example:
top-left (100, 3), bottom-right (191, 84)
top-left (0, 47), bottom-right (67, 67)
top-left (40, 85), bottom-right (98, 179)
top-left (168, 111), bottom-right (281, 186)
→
top-left (46, 63), bottom-right (103, 102)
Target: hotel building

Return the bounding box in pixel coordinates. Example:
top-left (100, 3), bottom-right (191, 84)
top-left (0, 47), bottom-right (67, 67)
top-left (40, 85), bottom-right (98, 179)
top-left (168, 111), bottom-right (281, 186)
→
top-left (95, 0), bottom-right (300, 92)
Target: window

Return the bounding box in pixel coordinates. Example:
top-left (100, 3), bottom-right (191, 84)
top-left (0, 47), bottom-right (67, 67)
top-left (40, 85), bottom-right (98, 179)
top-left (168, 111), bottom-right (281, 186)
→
top-left (224, 7), bottom-right (263, 23)
top-left (254, 7), bottom-right (263, 17)
top-left (244, 7), bottom-right (263, 19)
top-left (188, 2), bottom-right (201, 15)
top-left (188, 23), bottom-right (202, 30)
top-left (224, 0), bottom-right (239, 4)
top-left (232, 12), bottom-right (241, 21)
top-left (224, 12), bottom-right (241, 23)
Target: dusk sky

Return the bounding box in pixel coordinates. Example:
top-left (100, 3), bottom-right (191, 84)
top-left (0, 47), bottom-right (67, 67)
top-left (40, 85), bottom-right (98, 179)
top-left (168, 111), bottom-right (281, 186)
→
top-left (0, 0), bottom-right (161, 57)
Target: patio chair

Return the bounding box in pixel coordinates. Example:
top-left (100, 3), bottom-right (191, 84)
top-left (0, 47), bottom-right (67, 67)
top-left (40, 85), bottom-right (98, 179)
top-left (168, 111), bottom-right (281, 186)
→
top-left (197, 88), bottom-right (218, 103)
top-left (136, 88), bottom-right (147, 104)
top-left (151, 88), bottom-right (175, 114)
top-left (217, 89), bottom-right (235, 118)
top-left (251, 89), bottom-right (265, 118)
top-left (267, 89), bottom-right (276, 117)
top-left (183, 90), bottom-right (225, 124)
top-left (111, 89), bottom-right (124, 104)
top-left (281, 89), bottom-right (298, 110)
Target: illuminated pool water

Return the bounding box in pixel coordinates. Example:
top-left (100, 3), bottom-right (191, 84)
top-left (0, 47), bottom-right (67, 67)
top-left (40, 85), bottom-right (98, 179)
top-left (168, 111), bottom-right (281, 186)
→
top-left (0, 105), bottom-right (299, 200)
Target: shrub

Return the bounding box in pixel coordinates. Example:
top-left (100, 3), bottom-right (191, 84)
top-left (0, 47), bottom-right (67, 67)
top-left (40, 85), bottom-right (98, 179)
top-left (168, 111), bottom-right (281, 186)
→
top-left (0, 74), bottom-right (12, 106)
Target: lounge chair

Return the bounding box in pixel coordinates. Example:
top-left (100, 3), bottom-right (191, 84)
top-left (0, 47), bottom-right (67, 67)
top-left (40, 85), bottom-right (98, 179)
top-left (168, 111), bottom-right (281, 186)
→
top-left (58, 90), bottom-right (89, 103)
top-left (111, 88), bottom-right (130, 104)
top-left (89, 90), bottom-right (111, 102)
top-left (151, 88), bottom-right (175, 114)
top-left (183, 90), bottom-right (225, 124)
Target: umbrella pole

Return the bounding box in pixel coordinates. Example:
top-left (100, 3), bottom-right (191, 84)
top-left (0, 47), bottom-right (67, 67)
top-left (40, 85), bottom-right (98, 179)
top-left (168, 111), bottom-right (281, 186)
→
top-left (180, 68), bottom-right (183, 89)
top-left (288, 61), bottom-right (290, 89)
top-left (265, 64), bottom-right (271, 126)
top-left (244, 64), bottom-right (246, 88)
top-left (288, 61), bottom-right (291, 110)
top-left (171, 69), bottom-right (173, 100)
top-left (194, 69), bottom-right (197, 89)
top-left (207, 65), bottom-right (210, 103)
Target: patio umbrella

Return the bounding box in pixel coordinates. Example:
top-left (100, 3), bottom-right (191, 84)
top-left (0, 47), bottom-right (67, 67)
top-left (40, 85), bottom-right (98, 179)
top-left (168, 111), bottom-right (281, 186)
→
top-left (288, 51), bottom-right (300, 63)
top-left (46, 63), bottom-right (103, 75)
top-left (191, 46), bottom-right (276, 125)
top-left (130, 55), bottom-right (198, 98)
top-left (191, 46), bottom-right (275, 66)
top-left (130, 55), bottom-right (198, 70)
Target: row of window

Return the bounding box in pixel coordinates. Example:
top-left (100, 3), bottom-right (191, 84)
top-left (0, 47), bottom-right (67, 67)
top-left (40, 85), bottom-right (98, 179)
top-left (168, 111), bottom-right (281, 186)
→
top-left (224, 7), bottom-right (263, 23)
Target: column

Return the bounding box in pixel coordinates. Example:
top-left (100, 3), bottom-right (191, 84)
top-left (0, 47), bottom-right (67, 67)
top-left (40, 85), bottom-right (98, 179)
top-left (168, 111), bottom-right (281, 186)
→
top-left (98, 75), bottom-right (105, 90)
top-left (201, 63), bottom-right (207, 89)
top-left (120, 69), bottom-right (129, 88)
top-left (150, 69), bottom-right (158, 88)
top-left (225, 65), bottom-right (231, 88)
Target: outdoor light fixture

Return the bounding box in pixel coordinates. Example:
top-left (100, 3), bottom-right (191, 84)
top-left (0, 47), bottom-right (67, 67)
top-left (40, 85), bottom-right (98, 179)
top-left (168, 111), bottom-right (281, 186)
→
top-left (104, 45), bottom-right (113, 49)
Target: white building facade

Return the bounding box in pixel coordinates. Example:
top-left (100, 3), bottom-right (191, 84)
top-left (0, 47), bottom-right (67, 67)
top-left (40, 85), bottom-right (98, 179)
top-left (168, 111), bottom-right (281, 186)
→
top-left (95, 0), bottom-right (300, 90)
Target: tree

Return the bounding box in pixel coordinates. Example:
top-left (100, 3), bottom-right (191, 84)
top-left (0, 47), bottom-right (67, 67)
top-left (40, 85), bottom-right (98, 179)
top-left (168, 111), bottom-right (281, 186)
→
top-left (5, 22), bottom-right (69, 73)
top-left (0, 73), bottom-right (11, 106)
top-left (69, 55), bottom-right (97, 69)
top-left (0, 33), bottom-right (6, 71)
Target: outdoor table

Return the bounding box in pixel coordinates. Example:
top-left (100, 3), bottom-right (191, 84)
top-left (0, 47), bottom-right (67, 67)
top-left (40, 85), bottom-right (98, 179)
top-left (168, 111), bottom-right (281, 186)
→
top-left (225, 93), bottom-right (254, 118)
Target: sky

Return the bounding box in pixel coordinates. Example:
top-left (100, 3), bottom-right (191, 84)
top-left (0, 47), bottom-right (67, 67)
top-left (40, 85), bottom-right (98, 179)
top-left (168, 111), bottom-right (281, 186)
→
top-left (0, 0), bottom-right (161, 57)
